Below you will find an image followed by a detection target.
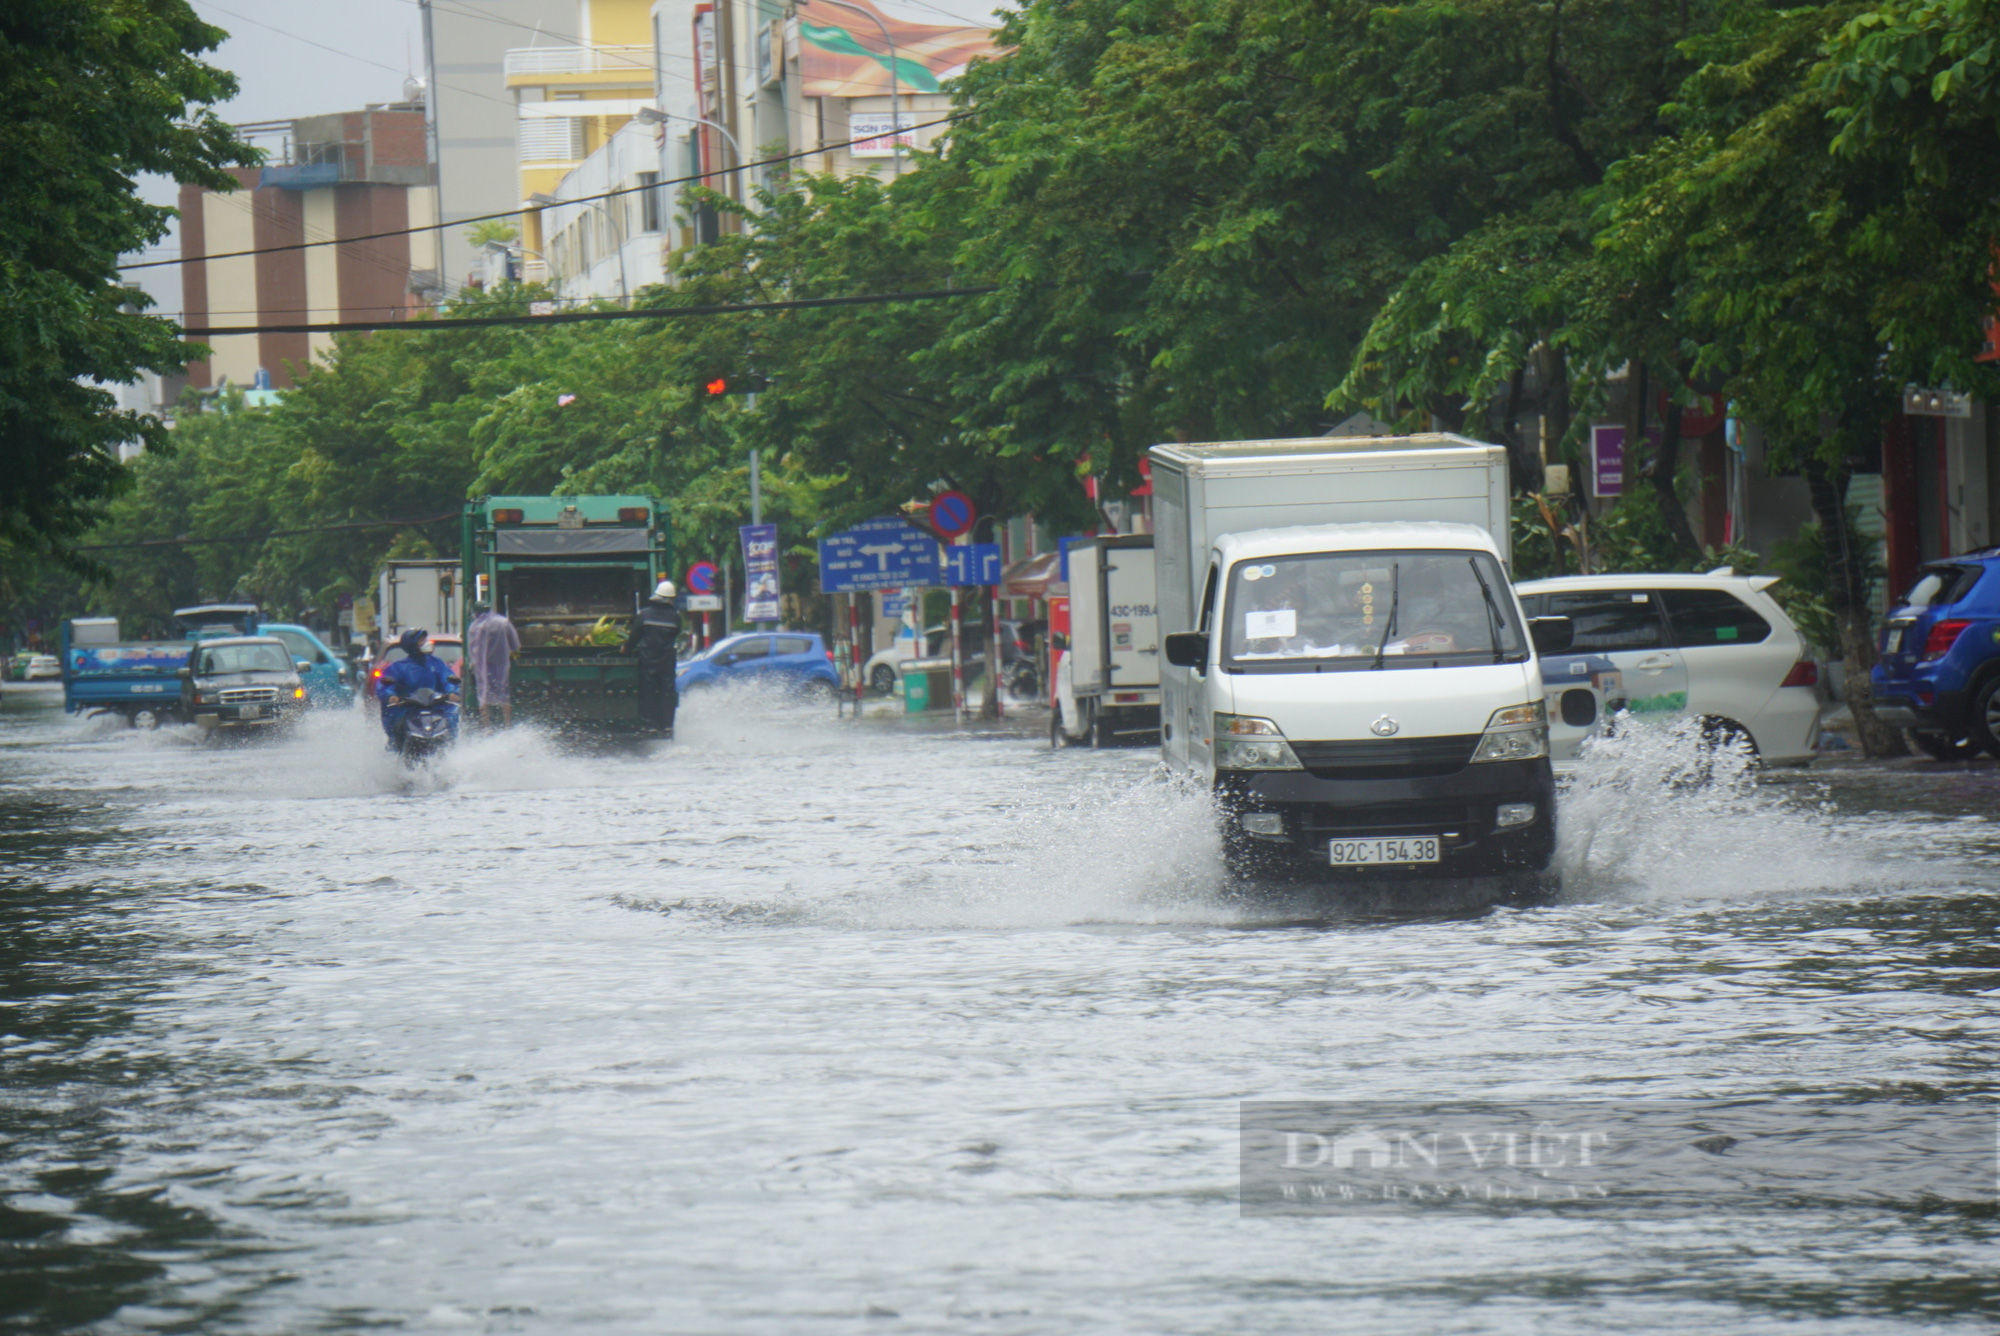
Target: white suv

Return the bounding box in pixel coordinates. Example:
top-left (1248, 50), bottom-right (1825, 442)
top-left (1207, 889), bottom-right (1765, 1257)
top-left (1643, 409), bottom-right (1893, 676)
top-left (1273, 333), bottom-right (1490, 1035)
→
top-left (1517, 571), bottom-right (1822, 766)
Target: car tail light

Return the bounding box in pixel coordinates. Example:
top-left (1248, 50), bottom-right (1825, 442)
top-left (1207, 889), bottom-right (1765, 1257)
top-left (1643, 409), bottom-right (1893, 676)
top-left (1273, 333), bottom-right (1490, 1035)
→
top-left (492, 508), bottom-right (524, 524)
top-left (617, 507), bottom-right (647, 522)
top-left (826, 649), bottom-right (836, 662)
top-left (1779, 659), bottom-right (1818, 688)
top-left (1920, 619), bottom-right (1971, 660)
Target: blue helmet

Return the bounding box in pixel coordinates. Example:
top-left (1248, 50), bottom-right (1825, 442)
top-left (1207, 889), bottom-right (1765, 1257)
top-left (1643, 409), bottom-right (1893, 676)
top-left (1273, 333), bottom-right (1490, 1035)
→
top-left (398, 628), bottom-right (430, 656)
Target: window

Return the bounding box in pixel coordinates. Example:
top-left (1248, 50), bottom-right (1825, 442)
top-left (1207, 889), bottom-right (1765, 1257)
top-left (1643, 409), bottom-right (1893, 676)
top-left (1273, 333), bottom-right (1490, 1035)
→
top-left (1659, 587), bottom-right (1771, 647)
top-left (1221, 550), bottom-right (1524, 671)
top-left (271, 629), bottom-right (318, 663)
top-left (198, 643), bottom-right (291, 674)
top-left (725, 637), bottom-right (770, 662)
top-left (775, 636), bottom-right (814, 655)
top-left (1541, 590), bottom-right (1666, 652)
top-left (1902, 563), bottom-right (1983, 609)
top-left (637, 171), bottom-right (662, 233)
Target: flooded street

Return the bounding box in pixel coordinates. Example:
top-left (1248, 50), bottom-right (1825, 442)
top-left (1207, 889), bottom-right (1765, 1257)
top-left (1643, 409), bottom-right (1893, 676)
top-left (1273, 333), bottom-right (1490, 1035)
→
top-left (2, 686), bottom-right (1997, 1332)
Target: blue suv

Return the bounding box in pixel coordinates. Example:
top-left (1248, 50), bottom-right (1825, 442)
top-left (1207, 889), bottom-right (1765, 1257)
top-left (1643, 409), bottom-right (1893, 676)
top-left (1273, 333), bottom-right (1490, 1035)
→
top-left (1870, 551), bottom-right (2000, 759)
top-left (677, 632), bottom-right (841, 698)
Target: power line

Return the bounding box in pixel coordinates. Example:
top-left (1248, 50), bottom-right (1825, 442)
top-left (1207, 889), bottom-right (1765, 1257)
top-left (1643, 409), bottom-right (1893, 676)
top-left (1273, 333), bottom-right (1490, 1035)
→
top-left (119, 110), bottom-right (973, 273)
top-left (201, 0), bottom-right (523, 115)
top-left (75, 512), bottom-right (460, 552)
top-left (183, 284), bottom-right (1002, 337)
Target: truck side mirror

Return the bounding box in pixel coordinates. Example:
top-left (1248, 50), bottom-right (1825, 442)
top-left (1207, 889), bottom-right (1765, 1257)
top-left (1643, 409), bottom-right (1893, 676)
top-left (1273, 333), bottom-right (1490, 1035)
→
top-left (176, 666), bottom-right (192, 679)
top-left (1528, 616), bottom-right (1575, 655)
top-left (295, 659), bottom-right (313, 674)
top-left (1163, 631), bottom-right (1209, 669)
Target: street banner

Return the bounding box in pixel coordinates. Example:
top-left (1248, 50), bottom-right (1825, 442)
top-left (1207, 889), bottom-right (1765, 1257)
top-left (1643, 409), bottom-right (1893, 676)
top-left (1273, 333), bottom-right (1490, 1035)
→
top-left (798, 0), bottom-right (1001, 99)
top-left (819, 517), bottom-right (941, 592)
top-left (740, 523), bottom-right (780, 622)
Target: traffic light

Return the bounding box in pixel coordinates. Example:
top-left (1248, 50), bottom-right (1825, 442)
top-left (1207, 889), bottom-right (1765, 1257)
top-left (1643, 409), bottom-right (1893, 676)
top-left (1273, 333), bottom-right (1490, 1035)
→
top-left (699, 373), bottom-right (767, 398)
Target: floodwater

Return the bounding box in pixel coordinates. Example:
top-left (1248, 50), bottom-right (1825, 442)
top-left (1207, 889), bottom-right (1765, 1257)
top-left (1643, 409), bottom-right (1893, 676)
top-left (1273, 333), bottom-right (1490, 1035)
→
top-left (1, 684), bottom-right (1996, 1333)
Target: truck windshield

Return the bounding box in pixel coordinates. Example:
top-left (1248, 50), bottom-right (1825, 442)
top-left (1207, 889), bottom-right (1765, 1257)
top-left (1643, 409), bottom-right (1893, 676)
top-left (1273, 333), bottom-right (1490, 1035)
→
top-left (1222, 549), bottom-right (1524, 671)
top-left (198, 644), bottom-right (291, 675)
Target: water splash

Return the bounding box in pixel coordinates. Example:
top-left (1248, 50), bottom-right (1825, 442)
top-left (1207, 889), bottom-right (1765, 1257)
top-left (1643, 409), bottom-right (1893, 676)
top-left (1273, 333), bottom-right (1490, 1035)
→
top-left (1552, 717), bottom-right (1907, 903)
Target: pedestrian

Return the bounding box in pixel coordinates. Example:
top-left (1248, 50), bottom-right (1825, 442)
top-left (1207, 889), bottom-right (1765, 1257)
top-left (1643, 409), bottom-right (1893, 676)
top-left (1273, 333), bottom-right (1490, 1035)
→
top-left (624, 579), bottom-right (681, 735)
top-left (466, 601), bottom-right (522, 728)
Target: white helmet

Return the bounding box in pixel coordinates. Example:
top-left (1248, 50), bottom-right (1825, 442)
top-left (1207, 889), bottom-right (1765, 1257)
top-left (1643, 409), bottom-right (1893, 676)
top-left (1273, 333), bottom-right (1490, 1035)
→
top-left (653, 579), bottom-right (677, 600)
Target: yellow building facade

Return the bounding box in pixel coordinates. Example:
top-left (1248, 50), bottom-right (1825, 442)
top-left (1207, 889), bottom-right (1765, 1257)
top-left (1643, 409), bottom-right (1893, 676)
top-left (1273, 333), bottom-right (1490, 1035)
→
top-left (505, 0), bottom-right (658, 272)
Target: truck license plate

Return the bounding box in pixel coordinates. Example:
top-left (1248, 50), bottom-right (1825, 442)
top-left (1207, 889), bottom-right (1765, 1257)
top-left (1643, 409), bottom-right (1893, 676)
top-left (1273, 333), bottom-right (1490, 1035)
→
top-left (239, 704), bottom-right (264, 719)
top-left (1330, 836), bottom-right (1440, 865)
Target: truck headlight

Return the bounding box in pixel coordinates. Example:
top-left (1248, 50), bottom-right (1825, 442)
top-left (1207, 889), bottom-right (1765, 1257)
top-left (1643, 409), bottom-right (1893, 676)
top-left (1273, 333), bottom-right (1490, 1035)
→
top-left (1213, 714), bottom-right (1304, 770)
top-left (1470, 701), bottom-right (1549, 763)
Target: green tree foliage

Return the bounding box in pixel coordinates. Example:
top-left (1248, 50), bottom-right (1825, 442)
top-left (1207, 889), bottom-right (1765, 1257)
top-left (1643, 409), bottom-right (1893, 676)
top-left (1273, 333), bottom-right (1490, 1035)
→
top-left (0, 1), bottom-right (252, 558)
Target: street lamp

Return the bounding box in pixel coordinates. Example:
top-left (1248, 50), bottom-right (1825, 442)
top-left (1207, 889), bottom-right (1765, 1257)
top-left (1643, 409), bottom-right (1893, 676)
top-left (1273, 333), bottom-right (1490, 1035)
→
top-left (798, 0), bottom-right (901, 178)
top-left (529, 189), bottom-right (629, 304)
top-left (633, 106), bottom-right (743, 192)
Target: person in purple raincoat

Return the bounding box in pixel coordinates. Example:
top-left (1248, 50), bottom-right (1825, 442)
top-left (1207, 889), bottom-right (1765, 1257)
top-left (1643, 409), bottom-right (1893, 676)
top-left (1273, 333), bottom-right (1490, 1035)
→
top-left (466, 602), bottom-right (522, 727)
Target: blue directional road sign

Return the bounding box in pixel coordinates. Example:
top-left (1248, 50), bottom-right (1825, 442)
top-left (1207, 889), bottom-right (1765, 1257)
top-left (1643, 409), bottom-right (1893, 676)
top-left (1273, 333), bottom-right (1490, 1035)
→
top-left (941, 543), bottom-right (1003, 587)
top-left (818, 517), bottom-right (942, 593)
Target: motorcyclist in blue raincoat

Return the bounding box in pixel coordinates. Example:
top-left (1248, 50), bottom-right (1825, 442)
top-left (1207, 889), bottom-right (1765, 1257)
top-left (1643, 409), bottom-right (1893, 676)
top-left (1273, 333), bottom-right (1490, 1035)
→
top-left (377, 628), bottom-right (460, 744)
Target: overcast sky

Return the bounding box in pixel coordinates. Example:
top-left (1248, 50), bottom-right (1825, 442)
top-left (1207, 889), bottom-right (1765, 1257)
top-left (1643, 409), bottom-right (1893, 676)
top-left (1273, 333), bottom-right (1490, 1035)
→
top-left (128, 0), bottom-right (1007, 319)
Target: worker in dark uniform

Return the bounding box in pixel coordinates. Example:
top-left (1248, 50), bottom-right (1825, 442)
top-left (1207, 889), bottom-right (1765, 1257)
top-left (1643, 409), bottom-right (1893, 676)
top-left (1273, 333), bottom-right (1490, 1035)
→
top-left (625, 579), bottom-right (681, 734)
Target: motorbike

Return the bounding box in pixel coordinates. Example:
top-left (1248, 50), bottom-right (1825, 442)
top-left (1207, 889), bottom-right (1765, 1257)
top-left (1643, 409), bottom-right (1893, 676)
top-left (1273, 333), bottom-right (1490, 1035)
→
top-left (389, 685), bottom-right (457, 764)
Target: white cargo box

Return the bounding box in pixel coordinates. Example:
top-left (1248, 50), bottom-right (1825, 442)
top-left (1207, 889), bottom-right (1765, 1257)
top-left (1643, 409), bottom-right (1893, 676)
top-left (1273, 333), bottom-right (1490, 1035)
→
top-left (1148, 434), bottom-right (1510, 638)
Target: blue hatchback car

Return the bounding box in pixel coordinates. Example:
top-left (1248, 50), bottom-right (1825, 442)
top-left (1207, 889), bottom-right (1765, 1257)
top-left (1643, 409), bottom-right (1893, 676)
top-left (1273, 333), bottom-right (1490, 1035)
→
top-left (1870, 550), bottom-right (2000, 759)
top-left (677, 632), bottom-right (841, 697)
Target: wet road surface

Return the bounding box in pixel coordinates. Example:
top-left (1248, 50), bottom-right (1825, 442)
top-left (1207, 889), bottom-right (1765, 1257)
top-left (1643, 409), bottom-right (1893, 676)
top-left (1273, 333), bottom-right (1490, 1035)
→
top-left (1, 684), bottom-right (1997, 1332)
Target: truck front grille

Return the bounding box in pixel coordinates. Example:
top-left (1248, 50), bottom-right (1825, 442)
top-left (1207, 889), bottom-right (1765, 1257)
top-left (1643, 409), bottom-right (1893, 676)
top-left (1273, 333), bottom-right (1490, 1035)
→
top-left (218, 686), bottom-right (279, 705)
top-left (1289, 735), bottom-right (1478, 779)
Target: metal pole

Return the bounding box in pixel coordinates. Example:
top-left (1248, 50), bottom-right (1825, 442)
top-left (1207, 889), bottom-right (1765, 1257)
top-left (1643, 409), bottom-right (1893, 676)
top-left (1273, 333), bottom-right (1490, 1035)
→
top-left (950, 587), bottom-right (964, 723)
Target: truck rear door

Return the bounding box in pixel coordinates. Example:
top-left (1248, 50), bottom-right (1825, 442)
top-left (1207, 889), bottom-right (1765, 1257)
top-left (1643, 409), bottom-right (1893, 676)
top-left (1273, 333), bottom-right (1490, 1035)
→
top-left (1104, 547), bottom-right (1158, 690)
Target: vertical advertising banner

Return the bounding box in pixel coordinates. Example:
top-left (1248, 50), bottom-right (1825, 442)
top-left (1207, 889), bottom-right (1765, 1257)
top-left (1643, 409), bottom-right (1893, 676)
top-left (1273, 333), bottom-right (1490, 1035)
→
top-left (740, 523), bottom-right (780, 623)
top-left (1590, 425), bottom-right (1626, 498)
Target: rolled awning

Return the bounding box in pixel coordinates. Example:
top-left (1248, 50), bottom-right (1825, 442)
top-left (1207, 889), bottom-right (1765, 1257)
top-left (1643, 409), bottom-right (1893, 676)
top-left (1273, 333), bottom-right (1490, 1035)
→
top-left (1001, 552), bottom-right (1064, 598)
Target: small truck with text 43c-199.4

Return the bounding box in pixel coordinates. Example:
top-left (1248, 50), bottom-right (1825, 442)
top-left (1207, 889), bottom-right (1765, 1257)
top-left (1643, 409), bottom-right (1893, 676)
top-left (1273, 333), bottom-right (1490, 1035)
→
top-left (461, 496), bottom-right (673, 734)
top-left (1054, 533), bottom-right (1160, 748)
top-left (1149, 435), bottom-right (1576, 881)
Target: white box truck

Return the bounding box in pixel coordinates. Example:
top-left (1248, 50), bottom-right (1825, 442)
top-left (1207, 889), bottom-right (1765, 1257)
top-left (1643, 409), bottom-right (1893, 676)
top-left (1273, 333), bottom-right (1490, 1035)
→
top-left (1055, 534), bottom-right (1160, 747)
top-left (1150, 435), bottom-right (1574, 879)
top-left (375, 560), bottom-right (461, 645)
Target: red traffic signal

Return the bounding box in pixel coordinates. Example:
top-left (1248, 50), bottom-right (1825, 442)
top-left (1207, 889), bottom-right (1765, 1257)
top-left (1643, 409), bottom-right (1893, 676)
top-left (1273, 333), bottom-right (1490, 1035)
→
top-left (700, 374), bottom-right (768, 397)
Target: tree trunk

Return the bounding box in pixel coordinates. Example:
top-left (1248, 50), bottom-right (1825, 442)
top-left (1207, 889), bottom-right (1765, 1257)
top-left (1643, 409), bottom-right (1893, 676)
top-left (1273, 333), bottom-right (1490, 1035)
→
top-left (1804, 459), bottom-right (1906, 759)
top-left (980, 585), bottom-right (1002, 720)
top-left (1650, 398), bottom-right (1702, 564)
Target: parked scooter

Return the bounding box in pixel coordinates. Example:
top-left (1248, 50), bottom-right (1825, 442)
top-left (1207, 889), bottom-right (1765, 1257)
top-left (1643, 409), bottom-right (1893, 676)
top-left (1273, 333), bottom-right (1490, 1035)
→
top-left (390, 685), bottom-right (456, 765)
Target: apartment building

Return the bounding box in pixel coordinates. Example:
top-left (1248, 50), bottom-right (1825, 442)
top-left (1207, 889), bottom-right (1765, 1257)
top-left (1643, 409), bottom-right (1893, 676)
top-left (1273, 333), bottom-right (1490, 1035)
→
top-left (178, 106), bottom-right (441, 389)
top-left (420, 0), bottom-right (571, 290)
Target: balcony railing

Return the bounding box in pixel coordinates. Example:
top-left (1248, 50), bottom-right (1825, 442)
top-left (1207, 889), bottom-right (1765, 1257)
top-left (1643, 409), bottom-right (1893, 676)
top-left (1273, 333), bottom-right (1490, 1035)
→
top-left (504, 45), bottom-right (653, 79)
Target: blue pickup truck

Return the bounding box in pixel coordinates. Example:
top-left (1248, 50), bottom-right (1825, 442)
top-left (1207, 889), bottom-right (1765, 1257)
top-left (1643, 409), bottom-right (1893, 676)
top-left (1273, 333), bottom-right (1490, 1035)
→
top-left (63, 605), bottom-right (262, 728)
top-left (1870, 551), bottom-right (2000, 759)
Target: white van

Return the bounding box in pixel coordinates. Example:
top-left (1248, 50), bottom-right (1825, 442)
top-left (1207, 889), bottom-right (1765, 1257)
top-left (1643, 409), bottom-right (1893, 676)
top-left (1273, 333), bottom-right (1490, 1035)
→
top-left (1150, 437), bottom-right (1574, 878)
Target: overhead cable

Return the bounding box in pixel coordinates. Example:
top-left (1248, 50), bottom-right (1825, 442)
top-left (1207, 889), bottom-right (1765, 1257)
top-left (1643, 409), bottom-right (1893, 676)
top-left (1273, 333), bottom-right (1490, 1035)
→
top-left (119, 111), bottom-right (975, 272)
top-left (182, 284), bottom-right (1003, 338)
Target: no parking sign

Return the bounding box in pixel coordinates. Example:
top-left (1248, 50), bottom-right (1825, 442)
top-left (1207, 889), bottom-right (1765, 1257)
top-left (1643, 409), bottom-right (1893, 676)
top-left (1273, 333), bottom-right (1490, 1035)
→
top-left (929, 491), bottom-right (976, 540)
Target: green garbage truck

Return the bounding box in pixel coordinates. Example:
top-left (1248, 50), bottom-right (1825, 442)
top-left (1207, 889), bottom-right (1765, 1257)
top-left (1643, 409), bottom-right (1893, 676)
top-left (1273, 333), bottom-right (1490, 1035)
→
top-left (460, 495), bottom-right (674, 733)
